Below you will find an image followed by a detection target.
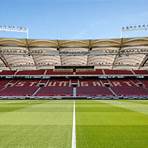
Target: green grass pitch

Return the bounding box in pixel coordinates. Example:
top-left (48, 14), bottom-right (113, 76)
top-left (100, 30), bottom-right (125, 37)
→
top-left (0, 100), bottom-right (148, 148)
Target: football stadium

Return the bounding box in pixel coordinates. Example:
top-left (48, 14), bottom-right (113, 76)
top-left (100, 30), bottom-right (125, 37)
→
top-left (0, 0), bottom-right (148, 148)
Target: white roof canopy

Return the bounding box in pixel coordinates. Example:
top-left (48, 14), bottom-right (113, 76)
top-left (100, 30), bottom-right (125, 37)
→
top-left (0, 37), bottom-right (148, 70)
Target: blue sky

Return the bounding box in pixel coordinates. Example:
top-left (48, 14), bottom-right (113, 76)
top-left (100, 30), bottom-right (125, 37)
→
top-left (0, 0), bottom-right (148, 39)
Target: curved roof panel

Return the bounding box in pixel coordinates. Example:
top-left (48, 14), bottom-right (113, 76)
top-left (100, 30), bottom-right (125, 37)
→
top-left (0, 37), bottom-right (148, 70)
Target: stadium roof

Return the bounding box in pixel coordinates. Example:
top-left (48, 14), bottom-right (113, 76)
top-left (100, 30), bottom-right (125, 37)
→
top-left (0, 37), bottom-right (148, 70)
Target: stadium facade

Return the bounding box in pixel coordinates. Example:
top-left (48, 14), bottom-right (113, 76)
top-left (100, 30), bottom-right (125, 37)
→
top-left (0, 37), bottom-right (148, 99)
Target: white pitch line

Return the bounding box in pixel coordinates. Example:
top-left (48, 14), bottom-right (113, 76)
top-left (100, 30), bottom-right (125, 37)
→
top-left (72, 101), bottom-right (76, 148)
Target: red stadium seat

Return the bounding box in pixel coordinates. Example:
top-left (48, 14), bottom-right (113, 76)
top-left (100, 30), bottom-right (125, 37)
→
top-left (104, 69), bottom-right (133, 75)
top-left (0, 74), bottom-right (148, 98)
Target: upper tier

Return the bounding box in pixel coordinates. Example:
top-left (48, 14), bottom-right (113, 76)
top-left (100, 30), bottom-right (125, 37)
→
top-left (0, 37), bottom-right (148, 70)
top-left (0, 69), bottom-right (148, 76)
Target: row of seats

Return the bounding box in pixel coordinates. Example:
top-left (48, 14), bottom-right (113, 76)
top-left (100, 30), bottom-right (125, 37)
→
top-left (0, 78), bottom-right (148, 97)
top-left (0, 69), bottom-right (148, 75)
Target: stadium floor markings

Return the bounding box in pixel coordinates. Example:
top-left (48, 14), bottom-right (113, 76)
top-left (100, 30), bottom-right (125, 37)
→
top-left (72, 101), bottom-right (76, 148)
top-left (0, 100), bottom-right (148, 148)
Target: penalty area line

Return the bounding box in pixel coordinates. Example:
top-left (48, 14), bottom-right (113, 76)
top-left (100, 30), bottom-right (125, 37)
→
top-left (72, 101), bottom-right (76, 148)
